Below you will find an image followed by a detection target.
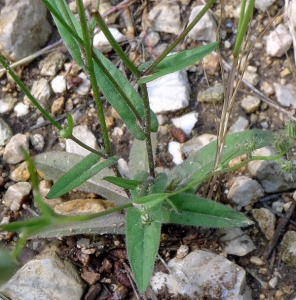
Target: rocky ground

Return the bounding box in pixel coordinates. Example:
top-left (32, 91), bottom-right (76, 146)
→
top-left (1, 0), bottom-right (296, 299)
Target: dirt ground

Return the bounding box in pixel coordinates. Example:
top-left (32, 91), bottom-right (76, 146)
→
top-left (1, 0), bottom-right (296, 299)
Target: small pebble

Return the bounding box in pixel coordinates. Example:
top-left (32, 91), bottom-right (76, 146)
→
top-left (269, 277), bottom-right (278, 289)
top-left (250, 256), bottom-right (264, 266)
top-left (176, 245), bottom-right (189, 259)
top-left (14, 102), bottom-right (29, 117)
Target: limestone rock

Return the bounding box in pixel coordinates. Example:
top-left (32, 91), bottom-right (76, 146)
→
top-left (51, 75), bottom-right (67, 94)
top-left (252, 208), bottom-right (276, 240)
top-left (168, 141), bottom-right (183, 165)
top-left (65, 125), bottom-right (99, 156)
top-left (0, 247), bottom-right (86, 300)
top-left (273, 83), bottom-right (296, 108)
top-left (150, 250), bottom-right (249, 299)
top-left (241, 95), bottom-right (261, 113)
top-left (197, 83), bottom-right (224, 103)
top-left (147, 70), bottom-right (190, 113)
top-left (51, 97), bottom-right (65, 115)
top-left (93, 28), bottom-right (126, 52)
top-left (74, 73), bottom-right (91, 96)
top-left (171, 112), bottom-right (198, 135)
top-left (228, 116), bottom-right (249, 134)
top-left (24, 78), bottom-right (51, 108)
top-left (188, 5), bottom-right (217, 42)
top-left (266, 24), bottom-right (292, 57)
top-left (14, 102), bottom-right (30, 117)
top-left (3, 134), bottom-right (29, 164)
top-left (0, 94), bottom-right (17, 114)
top-left (255, 0), bottom-right (276, 11)
top-left (182, 134), bottom-right (217, 157)
top-left (0, 118), bottom-right (13, 146)
top-left (0, 0), bottom-right (52, 61)
top-left (4, 182), bottom-right (32, 211)
top-left (227, 176), bottom-right (264, 207)
top-left (148, 2), bottom-right (182, 35)
top-left (30, 134), bottom-right (45, 151)
top-left (281, 231), bottom-right (296, 268)
top-left (39, 51), bottom-right (66, 76)
top-left (10, 162), bottom-right (30, 182)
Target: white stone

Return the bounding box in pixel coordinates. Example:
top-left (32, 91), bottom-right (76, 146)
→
top-left (148, 2), bottom-right (182, 35)
top-left (252, 208), bottom-right (276, 240)
top-left (273, 83), bottom-right (296, 108)
top-left (0, 118), bottom-right (13, 146)
top-left (117, 158), bottom-right (129, 178)
top-left (248, 146), bottom-right (296, 192)
top-left (228, 116), bottom-right (249, 134)
top-left (74, 73), bottom-right (91, 96)
top-left (172, 112), bottom-right (198, 135)
top-left (30, 134), bottom-right (45, 151)
top-left (39, 51), bottom-right (66, 76)
top-left (93, 27), bottom-right (126, 51)
top-left (168, 141), bottom-right (183, 165)
top-left (0, 0), bottom-right (52, 61)
top-left (14, 102), bottom-right (29, 117)
top-left (217, 228), bottom-right (255, 256)
top-left (24, 78), bottom-right (51, 108)
top-left (255, 0), bottom-right (276, 11)
top-left (3, 182), bottom-right (32, 211)
top-left (66, 125), bottom-right (99, 156)
top-left (266, 24), bottom-right (292, 57)
top-left (241, 95), bottom-right (261, 113)
top-left (0, 247), bottom-right (85, 300)
top-left (243, 70), bottom-right (259, 86)
top-left (227, 176), bottom-right (264, 207)
top-left (182, 133), bottom-right (217, 157)
top-left (51, 75), bottom-right (67, 94)
top-left (0, 94), bottom-right (17, 114)
top-left (146, 31), bottom-right (160, 47)
top-left (3, 133), bottom-right (29, 164)
top-left (150, 250), bottom-right (249, 299)
top-left (147, 70), bottom-right (190, 114)
top-left (188, 6), bottom-right (217, 42)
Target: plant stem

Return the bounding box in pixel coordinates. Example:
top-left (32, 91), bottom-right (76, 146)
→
top-left (143, 0), bottom-right (216, 76)
top-left (0, 55), bottom-right (62, 130)
top-left (139, 84), bottom-right (155, 177)
top-left (76, 0), bottom-right (112, 155)
top-left (92, 11), bottom-right (140, 78)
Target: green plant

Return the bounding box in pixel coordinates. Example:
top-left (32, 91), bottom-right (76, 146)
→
top-left (0, 0), bottom-right (293, 294)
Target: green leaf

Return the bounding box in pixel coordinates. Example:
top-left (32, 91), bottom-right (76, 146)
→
top-left (0, 248), bottom-right (18, 285)
top-left (103, 176), bottom-right (143, 190)
top-left (34, 152), bottom-right (128, 205)
top-left (138, 42), bottom-right (218, 84)
top-left (163, 193), bottom-right (253, 228)
top-left (150, 172), bottom-right (168, 194)
top-left (47, 154), bottom-right (119, 198)
top-left (49, 0), bottom-right (158, 140)
top-left (167, 130), bottom-right (274, 189)
top-left (129, 133), bottom-right (157, 179)
top-left (133, 193), bottom-right (168, 209)
top-left (126, 204), bottom-right (162, 294)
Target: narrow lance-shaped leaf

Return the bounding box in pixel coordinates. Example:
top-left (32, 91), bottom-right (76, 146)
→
top-left (48, 0), bottom-right (158, 140)
top-left (103, 176), bottom-right (143, 190)
top-left (162, 193), bottom-right (253, 228)
top-left (47, 154), bottom-right (119, 198)
top-left (137, 42), bottom-right (218, 84)
top-left (126, 204), bottom-right (162, 294)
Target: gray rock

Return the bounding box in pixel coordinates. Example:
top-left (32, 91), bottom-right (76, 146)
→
top-left (281, 231), bottom-right (296, 268)
top-left (273, 82), bottom-right (296, 108)
top-left (228, 116), bottom-right (249, 134)
top-left (227, 176), bottom-right (264, 207)
top-left (0, 0), bottom-right (52, 61)
top-left (39, 51), bottom-right (66, 76)
top-left (3, 134), bottom-right (29, 164)
top-left (0, 94), bottom-right (17, 114)
top-left (147, 70), bottom-right (190, 114)
top-left (145, 31), bottom-right (160, 47)
top-left (148, 2), bottom-right (182, 35)
top-left (30, 134), bottom-right (45, 151)
top-left (217, 228), bottom-right (255, 256)
top-left (0, 246), bottom-right (86, 300)
top-left (260, 81), bottom-right (275, 96)
top-left (243, 70), bottom-right (259, 86)
top-left (248, 147), bottom-right (296, 192)
top-left (66, 125), bottom-right (99, 156)
top-left (241, 95), bottom-right (260, 113)
top-left (182, 133), bottom-right (216, 157)
top-left (266, 24), bottom-right (292, 57)
top-left (4, 182), bottom-right (32, 211)
top-left (24, 78), bottom-right (51, 108)
top-left (255, 0), bottom-right (276, 11)
top-left (0, 118), bottom-right (13, 146)
top-left (150, 250), bottom-right (249, 299)
top-left (197, 83), bottom-right (224, 103)
top-left (188, 5), bottom-right (217, 42)
top-left (252, 208), bottom-right (276, 240)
